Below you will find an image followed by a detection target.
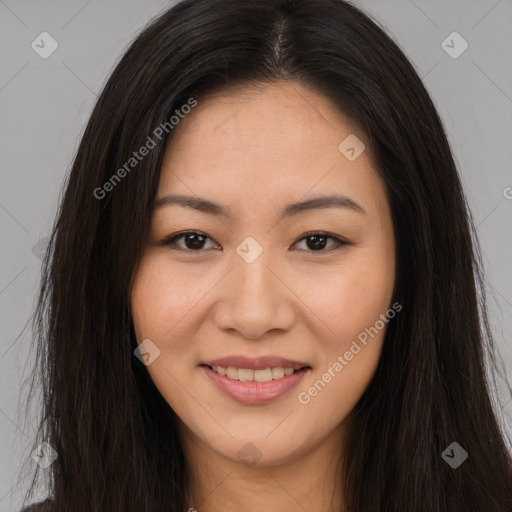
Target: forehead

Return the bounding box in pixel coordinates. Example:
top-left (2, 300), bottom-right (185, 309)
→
top-left (159, 81), bottom-right (385, 217)
top-left (165, 81), bottom-right (363, 157)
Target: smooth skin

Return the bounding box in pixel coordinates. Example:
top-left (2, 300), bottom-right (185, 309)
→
top-left (130, 81), bottom-right (396, 512)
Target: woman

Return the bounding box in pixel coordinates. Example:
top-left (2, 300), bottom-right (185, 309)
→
top-left (19, 0), bottom-right (512, 510)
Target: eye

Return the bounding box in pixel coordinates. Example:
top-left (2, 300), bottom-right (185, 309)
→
top-left (292, 231), bottom-right (347, 252)
top-left (159, 230), bottom-right (348, 253)
top-left (160, 230), bottom-right (219, 252)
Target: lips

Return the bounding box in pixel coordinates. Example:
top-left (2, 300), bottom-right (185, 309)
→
top-left (200, 355), bottom-right (311, 405)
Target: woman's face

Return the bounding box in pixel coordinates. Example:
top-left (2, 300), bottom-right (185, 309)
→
top-left (130, 81), bottom-right (396, 467)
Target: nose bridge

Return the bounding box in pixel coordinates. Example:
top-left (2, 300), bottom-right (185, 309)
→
top-left (214, 237), bottom-right (295, 338)
top-left (233, 239), bottom-right (278, 309)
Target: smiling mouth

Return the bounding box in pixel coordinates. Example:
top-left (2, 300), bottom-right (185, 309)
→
top-left (201, 364), bottom-right (311, 382)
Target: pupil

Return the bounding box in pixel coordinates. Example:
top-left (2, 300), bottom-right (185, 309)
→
top-left (186, 233), bottom-right (205, 249)
top-left (308, 235), bottom-right (326, 250)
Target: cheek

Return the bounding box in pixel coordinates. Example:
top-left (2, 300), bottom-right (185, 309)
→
top-left (303, 251), bottom-right (395, 348)
top-left (305, 239), bottom-right (395, 414)
top-left (130, 255), bottom-right (201, 411)
top-left (130, 253), bottom-right (207, 344)
top-left (295, 261), bottom-right (393, 424)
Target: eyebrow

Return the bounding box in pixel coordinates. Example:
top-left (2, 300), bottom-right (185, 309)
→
top-left (154, 193), bottom-right (365, 218)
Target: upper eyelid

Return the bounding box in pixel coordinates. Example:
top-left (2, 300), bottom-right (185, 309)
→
top-left (161, 230), bottom-right (218, 247)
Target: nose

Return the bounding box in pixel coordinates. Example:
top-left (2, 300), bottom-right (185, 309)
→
top-left (213, 247), bottom-right (296, 340)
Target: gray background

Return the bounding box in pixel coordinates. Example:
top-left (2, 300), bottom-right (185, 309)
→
top-left (1, 0), bottom-right (511, 509)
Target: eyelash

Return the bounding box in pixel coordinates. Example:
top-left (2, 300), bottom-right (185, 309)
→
top-left (159, 230), bottom-right (348, 254)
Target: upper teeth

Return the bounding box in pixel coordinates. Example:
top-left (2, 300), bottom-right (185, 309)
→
top-left (211, 366), bottom-right (295, 382)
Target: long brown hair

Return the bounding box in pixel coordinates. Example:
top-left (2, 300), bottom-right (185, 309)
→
top-left (19, 0), bottom-right (512, 510)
